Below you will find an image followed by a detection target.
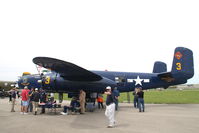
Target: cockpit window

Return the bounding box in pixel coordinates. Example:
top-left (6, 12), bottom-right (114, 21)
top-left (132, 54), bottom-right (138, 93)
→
top-left (23, 78), bottom-right (28, 83)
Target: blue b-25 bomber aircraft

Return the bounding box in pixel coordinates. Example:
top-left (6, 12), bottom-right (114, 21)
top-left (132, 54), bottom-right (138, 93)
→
top-left (17, 47), bottom-right (194, 101)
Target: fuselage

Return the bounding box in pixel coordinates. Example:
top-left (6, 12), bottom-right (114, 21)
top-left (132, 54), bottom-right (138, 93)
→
top-left (17, 70), bottom-right (187, 94)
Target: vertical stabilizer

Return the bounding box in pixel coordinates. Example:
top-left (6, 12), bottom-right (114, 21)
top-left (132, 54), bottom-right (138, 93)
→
top-left (171, 47), bottom-right (194, 79)
top-left (153, 61), bottom-right (167, 73)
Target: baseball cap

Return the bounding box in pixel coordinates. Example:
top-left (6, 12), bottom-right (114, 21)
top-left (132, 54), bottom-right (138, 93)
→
top-left (35, 88), bottom-right (38, 91)
top-left (106, 86), bottom-right (111, 90)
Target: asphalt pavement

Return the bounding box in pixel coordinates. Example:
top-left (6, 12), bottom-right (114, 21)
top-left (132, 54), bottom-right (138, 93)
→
top-left (0, 98), bottom-right (199, 133)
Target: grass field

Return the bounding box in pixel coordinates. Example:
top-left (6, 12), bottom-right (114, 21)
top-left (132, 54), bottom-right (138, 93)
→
top-left (117, 89), bottom-right (199, 104)
top-left (55, 88), bottom-right (199, 104)
top-left (144, 89), bottom-right (199, 104)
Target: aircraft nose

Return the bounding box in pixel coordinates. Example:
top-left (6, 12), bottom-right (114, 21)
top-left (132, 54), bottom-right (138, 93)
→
top-left (17, 78), bottom-right (22, 88)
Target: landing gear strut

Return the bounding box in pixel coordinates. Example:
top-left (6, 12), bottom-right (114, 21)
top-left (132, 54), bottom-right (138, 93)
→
top-left (58, 93), bottom-right (63, 103)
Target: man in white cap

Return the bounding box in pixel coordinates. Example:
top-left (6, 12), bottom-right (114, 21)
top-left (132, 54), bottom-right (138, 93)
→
top-left (104, 86), bottom-right (116, 128)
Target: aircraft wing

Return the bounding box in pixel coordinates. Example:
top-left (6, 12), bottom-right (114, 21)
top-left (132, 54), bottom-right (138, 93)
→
top-left (33, 57), bottom-right (102, 81)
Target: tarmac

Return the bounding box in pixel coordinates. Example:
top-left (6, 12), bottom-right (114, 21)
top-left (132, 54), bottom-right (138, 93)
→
top-left (0, 98), bottom-right (199, 133)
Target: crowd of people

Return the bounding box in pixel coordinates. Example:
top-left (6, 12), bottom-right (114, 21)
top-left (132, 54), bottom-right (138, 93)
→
top-left (104, 86), bottom-right (145, 128)
top-left (9, 86), bottom-right (50, 115)
top-left (9, 85), bottom-right (145, 128)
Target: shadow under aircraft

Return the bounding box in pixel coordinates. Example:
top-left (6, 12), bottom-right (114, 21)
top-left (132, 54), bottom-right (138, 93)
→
top-left (17, 47), bottom-right (194, 102)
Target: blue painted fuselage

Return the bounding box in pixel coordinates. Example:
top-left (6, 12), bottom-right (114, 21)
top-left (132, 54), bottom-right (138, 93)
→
top-left (18, 70), bottom-right (186, 94)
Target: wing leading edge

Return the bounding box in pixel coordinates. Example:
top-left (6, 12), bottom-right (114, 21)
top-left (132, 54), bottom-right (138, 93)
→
top-left (33, 57), bottom-right (102, 81)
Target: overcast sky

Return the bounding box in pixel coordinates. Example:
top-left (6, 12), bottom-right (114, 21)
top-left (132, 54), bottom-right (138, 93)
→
top-left (0, 0), bottom-right (198, 84)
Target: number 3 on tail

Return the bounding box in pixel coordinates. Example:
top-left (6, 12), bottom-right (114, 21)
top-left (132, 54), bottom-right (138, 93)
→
top-left (176, 63), bottom-right (182, 70)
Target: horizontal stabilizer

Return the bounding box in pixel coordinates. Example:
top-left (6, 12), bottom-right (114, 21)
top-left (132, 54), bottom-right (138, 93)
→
top-left (158, 72), bottom-right (175, 82)
top-left (33, 57), bottom-right (102, 81)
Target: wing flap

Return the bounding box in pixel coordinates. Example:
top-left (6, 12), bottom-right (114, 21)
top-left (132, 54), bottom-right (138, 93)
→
top-left (33, 57), bottom-right (102, 81)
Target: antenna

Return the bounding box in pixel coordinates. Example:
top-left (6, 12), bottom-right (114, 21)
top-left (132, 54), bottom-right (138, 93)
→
top-left (35, 65), bottom-right (42, 75)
